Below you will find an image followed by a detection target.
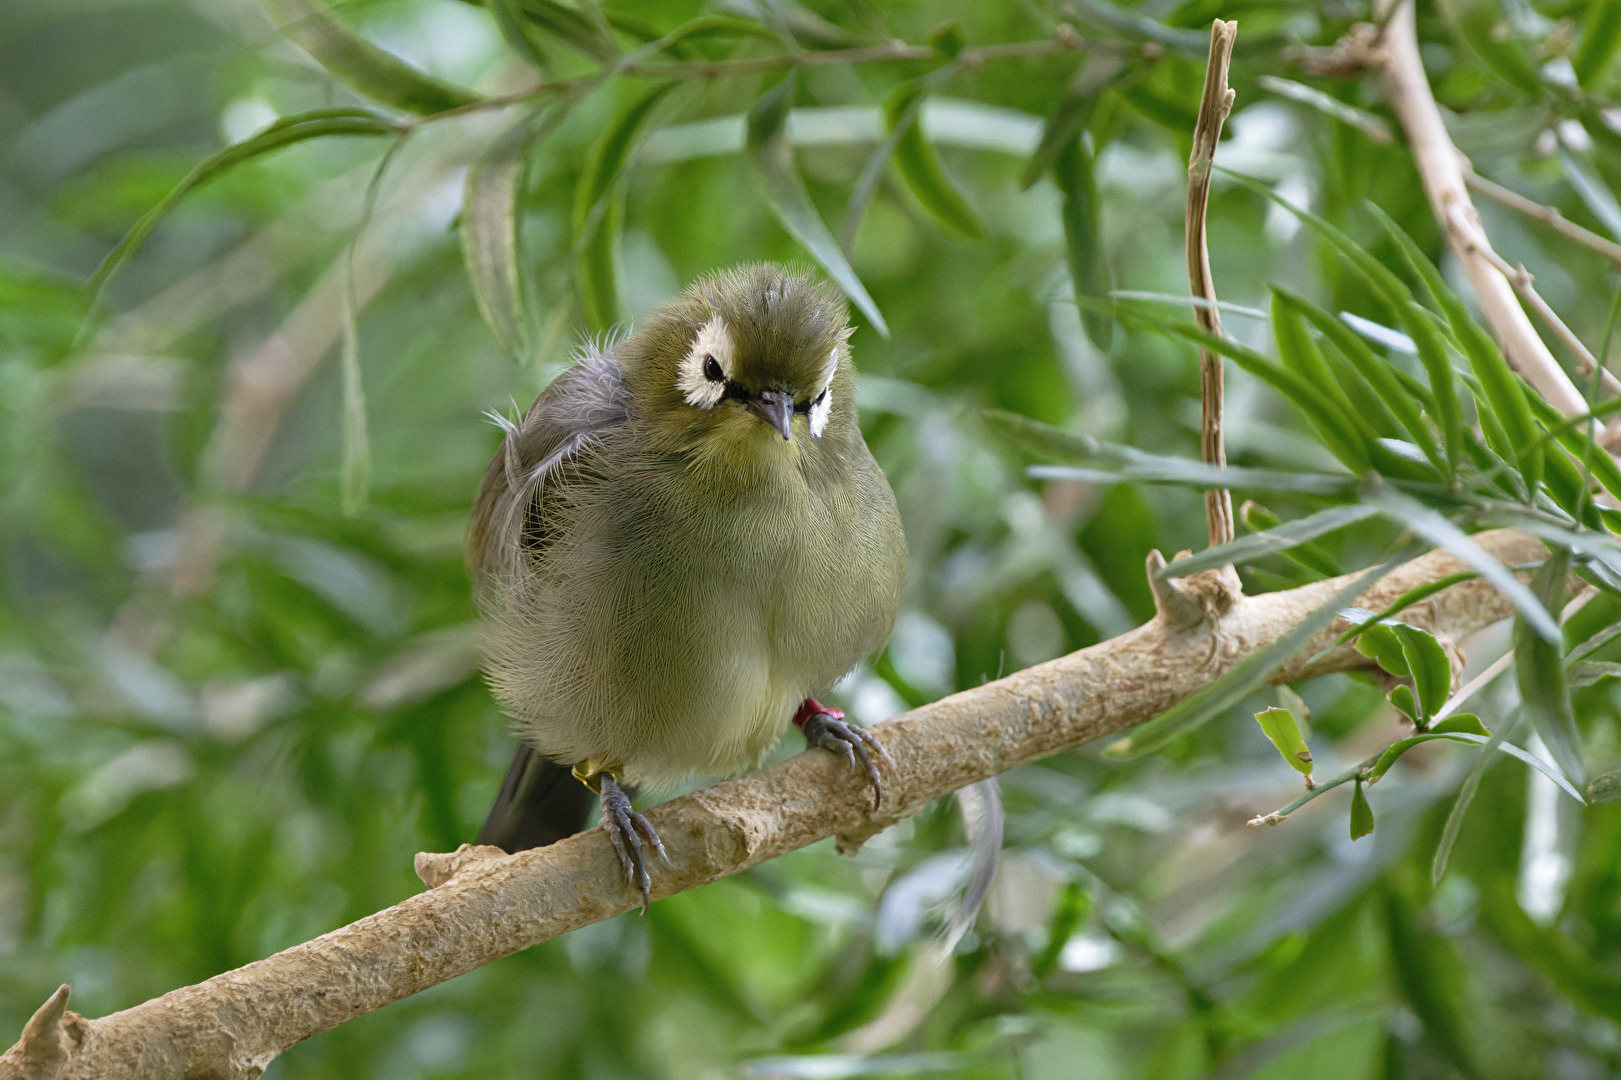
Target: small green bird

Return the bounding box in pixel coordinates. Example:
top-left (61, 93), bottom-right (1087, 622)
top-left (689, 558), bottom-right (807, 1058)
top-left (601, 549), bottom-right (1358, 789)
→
top-left (468, 263), bottom-right (908, 909)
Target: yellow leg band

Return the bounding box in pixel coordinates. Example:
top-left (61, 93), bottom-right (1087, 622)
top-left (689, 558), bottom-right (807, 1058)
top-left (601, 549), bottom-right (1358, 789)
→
top-left (571, 756), bottom-right (621, 793)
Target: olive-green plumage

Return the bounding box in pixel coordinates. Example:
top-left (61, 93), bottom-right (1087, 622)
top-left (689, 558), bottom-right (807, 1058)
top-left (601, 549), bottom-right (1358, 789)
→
top-left (468, 264), bottom-right (907, 795)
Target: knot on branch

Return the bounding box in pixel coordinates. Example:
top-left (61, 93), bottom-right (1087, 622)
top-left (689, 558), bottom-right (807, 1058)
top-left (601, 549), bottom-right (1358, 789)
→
top-left (414, 844), bottom-right (509, 889)
top-left (1300, 21), bottom-right (1384, 77)
top-left (1146, 549), bottom-right (1243, 631)
top-left (0, 984), bottom-right (81, 1080)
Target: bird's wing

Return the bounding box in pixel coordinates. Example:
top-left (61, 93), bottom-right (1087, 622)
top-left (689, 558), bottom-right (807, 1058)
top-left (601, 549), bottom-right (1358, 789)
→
top-left (466, 347), bottom-right (629, 597)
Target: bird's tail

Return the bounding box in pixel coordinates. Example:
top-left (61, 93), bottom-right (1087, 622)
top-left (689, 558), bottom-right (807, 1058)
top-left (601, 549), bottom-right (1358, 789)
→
top-left (477, 742), bottom-right (596, 853)
top-left (941, 777), bottom-right (1004, 952)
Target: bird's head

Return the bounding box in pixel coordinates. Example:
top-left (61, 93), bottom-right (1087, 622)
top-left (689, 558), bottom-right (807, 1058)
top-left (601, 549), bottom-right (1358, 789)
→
top-left (626, 264), bottom-right (856, 450)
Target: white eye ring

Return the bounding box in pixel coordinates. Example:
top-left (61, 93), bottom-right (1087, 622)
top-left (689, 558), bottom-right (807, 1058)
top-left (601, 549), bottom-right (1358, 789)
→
top-left (678, 316), bottom-right (734, 408)
top-left (808, 386), bottom-right (831, 438)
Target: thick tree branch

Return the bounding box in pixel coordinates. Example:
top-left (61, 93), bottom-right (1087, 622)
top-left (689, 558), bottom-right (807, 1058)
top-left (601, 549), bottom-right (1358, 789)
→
top-left (1370, 0), bottom-right (1589, 418)
top-left (1, 529), bottom-right (1546, 1080)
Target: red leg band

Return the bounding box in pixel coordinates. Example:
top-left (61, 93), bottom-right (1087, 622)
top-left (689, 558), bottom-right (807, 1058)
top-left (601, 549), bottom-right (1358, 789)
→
top-left (792, 697), bottom-right (844, 729)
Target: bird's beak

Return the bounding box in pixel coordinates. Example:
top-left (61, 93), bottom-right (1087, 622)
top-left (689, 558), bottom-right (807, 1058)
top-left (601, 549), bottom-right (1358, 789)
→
top-left (746, 389), bottom-right (793, 441)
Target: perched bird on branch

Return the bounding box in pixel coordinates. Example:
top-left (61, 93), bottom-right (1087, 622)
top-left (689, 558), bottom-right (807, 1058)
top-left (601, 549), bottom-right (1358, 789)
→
top-left (467, 263), bottom-right (908, 910)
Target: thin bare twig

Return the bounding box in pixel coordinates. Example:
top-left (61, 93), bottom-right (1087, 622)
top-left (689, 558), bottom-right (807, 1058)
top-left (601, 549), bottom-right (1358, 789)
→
top-left (1369, 1), bottom-right (1589, 418)
top-left (1469, 240), bottom-right (1621, 398)
top-left (0, 531), bottom-right (1547, 1080)
top-left (1187, 20), bottom-right (1238, 548)
top-left (1464, 171), bottom-right (1621, 269)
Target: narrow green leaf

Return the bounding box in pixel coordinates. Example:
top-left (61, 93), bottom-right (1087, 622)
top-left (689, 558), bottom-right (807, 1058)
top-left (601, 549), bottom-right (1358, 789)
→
top-left (1272, 293), bottom-right (1353, 414)
top-left (1449, 1), bottom-right (1544, 97)
top-left (1524, 392), bottom-right (1621, 505)
top-left (1273, 288), bottom-right (1442, 468)
top-left (643, 13), bottom-right (782, 53)
top-left (1576, 0), bottom-right (1621, 89)
top-left (1020, 54), bottom-right (1124, 189)
top-left (747, 74), bottom-right (888, 336)
top-left (573, 84), bottom-right (677, 332)
top-left (1371, 732), bottom-right (1483, 781)
top-left (578, 201), bottom-right (621, 333)
top-left (338, 285), bottom-right (369, 516)
top-left (1367, 728), bottom-right (1587, 802)
top-left (1156, 503), bottom-right (1377, 579)
top-left (884, 79), bottom-right (984, 241)
top-left (1067, 0), bottom-right (1210, 51)
top-left (1115, 306), bottom-right (1371, 470)
top-left (1499, 738), bottom-right (1589, 802)
top-left (89, 109), bottom-right (398, 299)
top-left (1434, 744), bottom-right (1488, 883)
top-left (1240, 501), bottom-right (1343, 577)
top-left (1104, 562), bottom-right (1393, 759)
top-left (1031, 882), bottom-right (1093, 977)
top-left (1333, 574), bottom-right (1480, 652)
top-left (987, 410), bottom-right (1353, 495)
top-left (1515, 548), bottom-right (1586, 788)
top-left (1349, 779), bottom-right (1374, 840)
top-left (929, 21), bottom-right (966, 58)
top-left (1571, 617), bottom-right (1621, 663)
top-left (1255, 707), bottom-right (1314, 776)
top-left (1392, 299), bottom-right (1463, 474)
top-left (1369, 485), bottom-right (1561, 643)
top-left (464, 114), bottom-right (542, 360)
top-left (1256, 75), bottom-right (1392, 143)
top-left (518, 0), bottom-right (621, 61)
top-left (491, 0), bottom-right (552, 73)
top-left (1219, 168), bottom-right (1412, 312)
top-left (1394, 624), bottom-right (1451, 719)
top-left (1559, 146), bottom-right (1621, 241)
top-left (1055, 133), bottom-right (1112, 350)
top-left (1479, 507), bottom-right (1621, 585)
top-left (1368, 203), bottom-right (1541, 488)
top-left (1589, 769), bottom-right (1621, 804)
top-left (1028, 463), bottom-right (1352, 495)
top-left (1571, 662), bottom-right (1621, 689)
top-left (262, 0), bottom-right (480, 114)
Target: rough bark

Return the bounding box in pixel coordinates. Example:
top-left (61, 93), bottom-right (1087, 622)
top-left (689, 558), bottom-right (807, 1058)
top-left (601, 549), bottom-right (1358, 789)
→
top-left (0, 529), bottom-right (1546, 1080)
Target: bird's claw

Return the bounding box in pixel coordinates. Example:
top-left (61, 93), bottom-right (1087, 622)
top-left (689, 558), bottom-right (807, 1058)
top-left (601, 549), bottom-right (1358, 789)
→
top-left (794, 699), bottom-right (893, 811)
top-left (599, 774), bottom-right (667, 915)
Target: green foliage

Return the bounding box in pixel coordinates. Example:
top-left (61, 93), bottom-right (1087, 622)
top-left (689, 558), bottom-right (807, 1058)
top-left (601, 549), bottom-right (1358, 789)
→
top-left (1254, 706), bottom-right (1313, 778)
top-left (7, 0), bottom-right (1621, 1076)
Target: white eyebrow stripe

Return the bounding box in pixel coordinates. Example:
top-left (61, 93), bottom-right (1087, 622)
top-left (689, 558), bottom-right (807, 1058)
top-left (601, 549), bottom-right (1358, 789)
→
top-left (677, 315), bottom-right (735, 409)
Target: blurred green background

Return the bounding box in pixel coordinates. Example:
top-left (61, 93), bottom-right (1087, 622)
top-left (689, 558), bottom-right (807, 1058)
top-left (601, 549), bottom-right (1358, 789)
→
top-left (5, 0), bottom-right (1621, 1076)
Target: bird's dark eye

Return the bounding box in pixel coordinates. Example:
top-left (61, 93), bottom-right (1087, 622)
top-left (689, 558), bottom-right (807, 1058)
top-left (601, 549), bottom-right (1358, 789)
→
top-left (795, 387), bottom-right (827, 413)
top-left (703, 355), bottom-right (724, 382)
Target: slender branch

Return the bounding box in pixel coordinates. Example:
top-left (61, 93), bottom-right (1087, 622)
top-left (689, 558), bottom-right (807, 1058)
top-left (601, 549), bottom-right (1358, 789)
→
top-left (1464, 171), bottom-right (1621, 269)
top-left (1469, 243), bottom-right (1621, 398)
top-left (0, 530), bottom-right (1548, 1080)
top-left (1369, 1), bottom-right (1590, 418)
top-left (1187, 21), bottom-right (1238, 549)
top-left (405, 32), bottom-right (1126, 130)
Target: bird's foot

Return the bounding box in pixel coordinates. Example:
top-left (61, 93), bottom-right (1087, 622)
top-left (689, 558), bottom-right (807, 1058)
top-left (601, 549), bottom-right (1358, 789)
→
top-left (598, 773), bottom-right (667, 915)
top-left (793, 698), bottom-right (894, 811)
